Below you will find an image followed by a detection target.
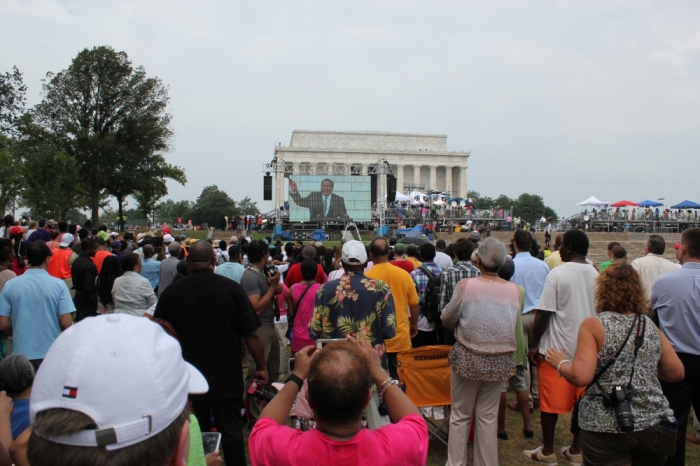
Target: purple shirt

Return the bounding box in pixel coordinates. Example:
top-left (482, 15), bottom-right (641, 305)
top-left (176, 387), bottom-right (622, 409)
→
top-left (26, 228), bottom-right (51, 244)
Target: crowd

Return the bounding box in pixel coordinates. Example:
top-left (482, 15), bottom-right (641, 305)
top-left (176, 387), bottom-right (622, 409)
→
top-left (0, 209), bottom-right (698, 466)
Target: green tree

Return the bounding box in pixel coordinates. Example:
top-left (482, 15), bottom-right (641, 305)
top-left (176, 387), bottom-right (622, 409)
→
top-left (0, 66), bottom-right (27, 137)
top-left (20, 142), bottom-right (86, 219)
top-left (154, 199), bottom-right (192, 221)
top-left (33, 45), bottom-right (181, 225)
top-left (187, 185), bottom-right (236, 229)
top-left (513, 193), bottom-right (558, 223)
top-left (0, 135), bottom-right (23, 214)
top-left (237, 196), bottom-right (260, 216)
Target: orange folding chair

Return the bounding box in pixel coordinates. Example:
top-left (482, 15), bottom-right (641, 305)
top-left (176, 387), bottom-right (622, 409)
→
top-left (397, 345), bottom-right (452, 446)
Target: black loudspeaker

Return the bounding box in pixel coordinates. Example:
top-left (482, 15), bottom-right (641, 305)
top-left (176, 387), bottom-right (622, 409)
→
top-left (386, 175), bottom-right (397, 202)
top-left (263, 176), bottom-right (272, 200)
top-left (370, 174), bottom-right (377, 205)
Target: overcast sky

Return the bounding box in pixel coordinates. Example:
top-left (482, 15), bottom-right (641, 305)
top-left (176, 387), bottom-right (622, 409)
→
top-left (3, 0), bottom-right (699, 218)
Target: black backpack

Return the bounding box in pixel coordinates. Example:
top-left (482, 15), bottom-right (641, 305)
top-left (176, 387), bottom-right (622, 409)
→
top-left (418, 266), bottom-right (442, 324)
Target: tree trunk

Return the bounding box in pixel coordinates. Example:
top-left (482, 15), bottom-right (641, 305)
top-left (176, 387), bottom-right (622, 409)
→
top-left (117, 196), bottom-right (124, 232)
top-left (90, 184), bottom-right (100, 227)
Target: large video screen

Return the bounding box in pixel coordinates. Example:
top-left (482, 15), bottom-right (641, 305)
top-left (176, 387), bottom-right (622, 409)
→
top-left (288, 175), bottom-right (371, 222)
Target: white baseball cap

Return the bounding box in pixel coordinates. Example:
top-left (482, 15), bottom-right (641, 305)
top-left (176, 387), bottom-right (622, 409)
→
top-left (59, 233), bottom-right (75, 248)
top-left (30, 314), bottom-right (208, 450)
top-left (163, 234), bottom-right (175, 243)
top-left (342, 240), bottom-right (367, 264)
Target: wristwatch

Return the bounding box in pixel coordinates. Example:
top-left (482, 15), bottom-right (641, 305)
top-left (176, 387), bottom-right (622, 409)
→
top-left (284, 373), bottom-right (304, 390)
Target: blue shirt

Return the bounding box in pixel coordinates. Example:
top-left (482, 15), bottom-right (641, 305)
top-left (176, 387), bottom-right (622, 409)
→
top-left (650, 262), bottom-right (700, 356)
top-left (139, 258), bottom-right (161, 290)
top-left (11, 398), bottom-right (29, 440)
top-left (0, 269), bottom-right (75, 360)
top-left (511, 252), bottom-right (550, 314)
top-left (215, 262), bottom-right (245, 284)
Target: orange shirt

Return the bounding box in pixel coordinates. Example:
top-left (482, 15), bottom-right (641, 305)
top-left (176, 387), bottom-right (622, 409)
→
top-left (365, 262), bottom-right (420, 353)
top-left (92, 250), bottom-right (114, 274)
top-left (47, 247), bottom-right (74, 279)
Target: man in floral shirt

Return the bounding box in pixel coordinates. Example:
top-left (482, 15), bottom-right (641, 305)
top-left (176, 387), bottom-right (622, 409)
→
top-left (310, 240), bottom-right (396, 429)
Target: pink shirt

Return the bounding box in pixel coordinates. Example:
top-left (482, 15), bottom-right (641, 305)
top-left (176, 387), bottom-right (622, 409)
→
top-left (290, 283), bottom-right (320, 353)
top-left (249, 414), bottom-right (428, 466)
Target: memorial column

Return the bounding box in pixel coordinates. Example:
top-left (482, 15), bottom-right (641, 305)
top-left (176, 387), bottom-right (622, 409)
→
top-left (460, 166), bottom-right (468, 198)
top-left (430, 166), bottom-right (437, 191)
top-left (396, 165), bottom-right (404, 195)
top-left (445, 166), bottom-right (453, 195)
top-left (413, 166), bottom-right (421, 185)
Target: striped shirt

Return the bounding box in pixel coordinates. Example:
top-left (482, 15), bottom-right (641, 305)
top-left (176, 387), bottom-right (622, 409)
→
top-left (438, 261), bottom-right (481, 313)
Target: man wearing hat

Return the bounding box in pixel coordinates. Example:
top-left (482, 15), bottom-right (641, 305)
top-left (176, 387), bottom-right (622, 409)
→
top-left (0, 241), bottom-right (75, 369)
top-left (158, 243), bottom-right (184, 297)
top-left (310, 240), bottom-right (396, 429)
top-left (283, 245), bottom-right (326, 288)
top-left (390, 242), bottom-right (414, 273)
top-left (469, 230), bottom-right (481, 248)
top-left (25, 314), bottom-right (209, 466)
top-left (47, 233), bottom-right (78, 297)
top-left (162, 234), bottom-right (176, 258)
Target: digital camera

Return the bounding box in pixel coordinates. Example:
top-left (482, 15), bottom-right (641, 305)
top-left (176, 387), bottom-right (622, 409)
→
top-left (602, 385), bottom-right (634, 432)
top-left (247, 378), bottom-right (275, 402)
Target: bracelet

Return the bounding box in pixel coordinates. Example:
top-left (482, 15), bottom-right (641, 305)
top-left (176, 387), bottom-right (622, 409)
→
top-left (378, 379), bottom-right (399, 402)
top-left (556, 360), bottom-right (571, 377)
top-left (377, 377), bottom-right (392, 394)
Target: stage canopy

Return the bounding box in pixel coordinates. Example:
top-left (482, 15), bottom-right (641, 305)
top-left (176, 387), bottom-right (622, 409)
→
top-left (610, 200), bottom-right (638, 207)
top-left (577, 196), bottom-right (609, 206)
top-left (637, 200), bottom-right (664, 208)
top-left (671, 200), bottom-right (700, 209)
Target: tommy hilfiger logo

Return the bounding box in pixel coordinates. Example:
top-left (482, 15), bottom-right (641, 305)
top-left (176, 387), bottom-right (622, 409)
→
top-left (62, 386), bottom-right (78, 399)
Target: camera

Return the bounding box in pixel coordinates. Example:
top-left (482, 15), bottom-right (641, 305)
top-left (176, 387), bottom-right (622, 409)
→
top-left (247, 378), bottom-right (275, 402)
top-left (263, 264), bottom-right (278, 278)
top-left (602, 385), bottom-right (635, 432)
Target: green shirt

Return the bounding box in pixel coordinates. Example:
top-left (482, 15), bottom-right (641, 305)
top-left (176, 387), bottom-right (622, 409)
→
top-left (599, 260), bottom-right (613, 272)
top-left (515, 285), bottom-right (527, 367)
top-left (187, 414), bottom-right (206, 466)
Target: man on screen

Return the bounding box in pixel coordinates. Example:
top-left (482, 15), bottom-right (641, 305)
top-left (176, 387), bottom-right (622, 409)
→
top-left (289, 178), bottom-right (349, 220)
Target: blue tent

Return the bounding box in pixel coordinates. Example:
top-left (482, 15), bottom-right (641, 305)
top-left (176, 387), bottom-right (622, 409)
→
top-left (311, 230), bottom-right (328, 241)
top-left (671, 200), bottom-right (700, 209)
top-left (637, 200), bottom-right (664, 207)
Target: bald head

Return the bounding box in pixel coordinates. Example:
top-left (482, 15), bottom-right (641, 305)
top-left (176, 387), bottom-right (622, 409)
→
top-left (187, 240), bottom-right (213, 263)
top-left (553, 233), bottom-right (564, 251)
top-left (307, 342), bottom-right (371, 425)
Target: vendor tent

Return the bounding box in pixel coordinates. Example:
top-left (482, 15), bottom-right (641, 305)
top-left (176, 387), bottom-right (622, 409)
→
top-left (576, 196), bottom-right (609, 206)
top-left (670, 200), bottom-right (700, 209)
top-left (610, 200), bottom-right (638, 207)
top-left (637, 200), bottom-right (664, 207)
top-left (380, 191), bottom-right (411, 202)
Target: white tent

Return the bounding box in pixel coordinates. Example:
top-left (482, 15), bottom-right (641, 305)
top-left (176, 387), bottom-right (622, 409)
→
top-left (576, 196), bottom-right (609, 206)
top-left (409, 190), bottom-right (427, 200)
top-left (380, 191), bottom-right (412, 202)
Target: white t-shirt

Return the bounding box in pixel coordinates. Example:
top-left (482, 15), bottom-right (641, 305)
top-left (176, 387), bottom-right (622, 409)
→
top-left (433, 252), bottom-right (453, 271)
top-left (537, 262), bottom-right (598, 359)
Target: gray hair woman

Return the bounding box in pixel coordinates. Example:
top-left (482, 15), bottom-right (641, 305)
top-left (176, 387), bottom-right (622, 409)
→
top-left (0, 354), bottom-right (34, 439)
top-left (441, 237), bottom-right (522, 466)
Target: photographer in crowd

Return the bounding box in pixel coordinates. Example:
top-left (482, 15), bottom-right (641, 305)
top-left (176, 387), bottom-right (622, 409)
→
top-left (543, 262), bottom-right (684, 466)
top-left (241, 240), bottom-right (282, 425)
top-left (248, 337), bottom-right (428, 465)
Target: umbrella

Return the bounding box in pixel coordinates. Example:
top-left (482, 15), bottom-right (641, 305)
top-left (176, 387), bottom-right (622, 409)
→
top-left (670, 200), bottom-right (700, 209)
top-left (637, 200), bottom-right (664, 208)
top-left (610, 200), bottom-right (638, 207)
top-left (398, 236), bottom-right (431, 245)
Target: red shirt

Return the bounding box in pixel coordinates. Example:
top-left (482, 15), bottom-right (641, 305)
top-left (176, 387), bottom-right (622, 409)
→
top-left (284, 262), bottom-right (326, 288)
top-left (92, 250), bottom-right (113, 274)
top-left (390, 259), bottom-right (415, 274)
top-left (249, 414), bottom-right (428, 466)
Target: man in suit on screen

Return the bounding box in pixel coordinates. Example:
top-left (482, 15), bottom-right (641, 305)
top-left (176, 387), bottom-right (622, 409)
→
top-left (289, 178), bottom-right (349, 220)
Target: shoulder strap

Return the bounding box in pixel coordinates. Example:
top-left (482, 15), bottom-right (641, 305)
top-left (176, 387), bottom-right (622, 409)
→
top-left (418, 266), bottom-right (435, 281)
top-left (588, 314), bottom-right (639, 393)
top-left (293, 285), bottom-right (312, 313)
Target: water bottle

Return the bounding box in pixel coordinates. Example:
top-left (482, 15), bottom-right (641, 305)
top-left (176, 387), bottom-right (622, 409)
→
top-left (659, 409), bottom-right (678, 433)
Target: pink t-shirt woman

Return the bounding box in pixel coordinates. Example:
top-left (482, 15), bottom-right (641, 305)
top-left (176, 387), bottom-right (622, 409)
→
top-left (289, 282), bottom-right (321, 353)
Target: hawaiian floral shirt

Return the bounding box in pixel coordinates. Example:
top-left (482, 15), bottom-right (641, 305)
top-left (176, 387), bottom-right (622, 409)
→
top-left (310, 271), bottom-right (396, 370)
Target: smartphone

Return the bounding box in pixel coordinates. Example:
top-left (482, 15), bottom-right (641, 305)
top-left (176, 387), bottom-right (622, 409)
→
top-left (288, 357), bottom-right (295, 373)
top-left (316, 338), bottom-right (346, 349)
top-left (201, 432), bottom-right (221, 455)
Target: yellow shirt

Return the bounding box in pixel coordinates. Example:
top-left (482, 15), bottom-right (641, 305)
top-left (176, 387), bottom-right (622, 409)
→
top-left (365, 262), bottom-right (420, 353)
top-left (407, 257), bottom-right (423, 269)
top-left (544, 251), bottom-right (563, 270)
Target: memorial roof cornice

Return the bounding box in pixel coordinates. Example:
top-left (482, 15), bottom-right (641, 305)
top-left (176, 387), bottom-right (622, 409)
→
top-left (274, 146), bottom-right (470, 157)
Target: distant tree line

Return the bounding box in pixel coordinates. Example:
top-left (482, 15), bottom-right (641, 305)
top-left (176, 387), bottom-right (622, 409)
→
top-left (467, 191), bottom-right (558, 223)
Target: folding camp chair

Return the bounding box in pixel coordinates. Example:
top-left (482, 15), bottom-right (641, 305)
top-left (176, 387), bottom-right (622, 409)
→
top-left (397, 345), bottom-right (452, 446)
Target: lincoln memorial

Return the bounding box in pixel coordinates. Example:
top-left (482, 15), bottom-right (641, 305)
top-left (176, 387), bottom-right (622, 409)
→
top-left (270, 130), bottom-right (470, 209)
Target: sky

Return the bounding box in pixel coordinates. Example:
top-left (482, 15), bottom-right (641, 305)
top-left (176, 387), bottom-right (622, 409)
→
top-left (2, 0), bottom-right (700, 219)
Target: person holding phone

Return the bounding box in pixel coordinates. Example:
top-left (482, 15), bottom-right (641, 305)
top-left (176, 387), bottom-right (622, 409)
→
top-left (249, 337), bottom-right (428, 466)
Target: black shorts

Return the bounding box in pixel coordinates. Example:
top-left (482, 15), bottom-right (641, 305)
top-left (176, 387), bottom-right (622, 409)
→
top-left (580, 425), bottom-right (676, 466)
